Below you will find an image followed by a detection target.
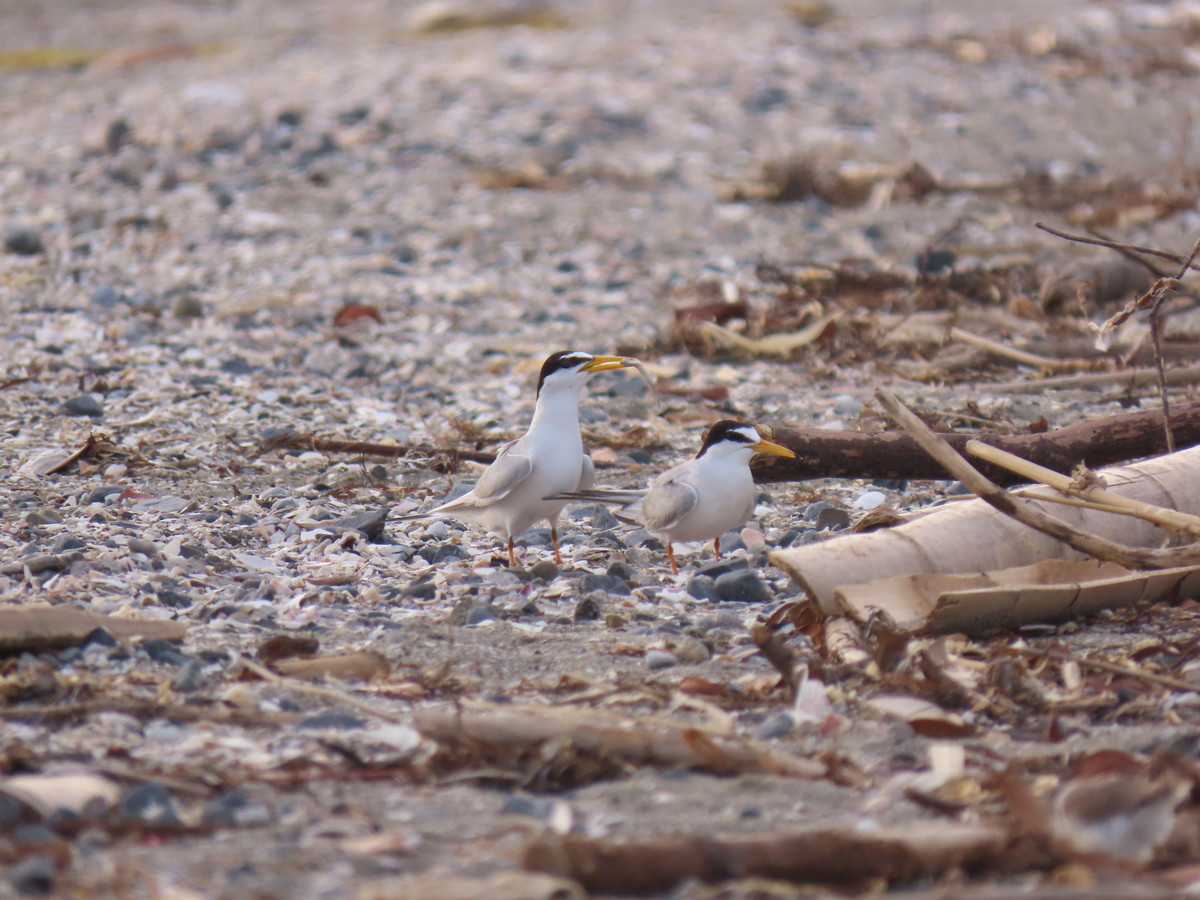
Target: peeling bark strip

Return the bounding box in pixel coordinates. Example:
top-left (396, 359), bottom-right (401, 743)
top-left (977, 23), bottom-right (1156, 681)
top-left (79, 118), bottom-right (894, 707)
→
top-left (755, 400), bottom-right (1200, 484)
top-left (523, 824), bottom-right (1017, 894)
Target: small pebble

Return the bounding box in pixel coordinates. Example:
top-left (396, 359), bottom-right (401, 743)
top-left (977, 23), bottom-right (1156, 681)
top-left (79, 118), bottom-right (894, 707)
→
top-left (529, 559), bottom-right (559, 581)
top-left (686, 575), bottom-right (721, 602)
top-left (754, 712), bottom-right (795, 740)
top-left (645, 649), bottom-right (679, 670)
top-left (4, 225), bottom-right (45, 256)
top-left (717, 531), bottom-right (745, 554)
top-left (465, 604), bottom-right (495, 625)
top-left (852, 490), bottom-right (886, 510)
top-left (573, 593), bottom-right (603, 622)
top-left (172, 295), bottom-right (205, 319)
top-left (328, 508), bottom-right (389, 542)
top-left (814, 506), bottom-right (851, 531)
top-left (61, 394), bottom-right (104, 418)
top-left (830, 394), bottom-right (863, 418)
top-left (120, 783), bottom-right (180, 826)
top-left (142, 638), bottom-right (190, 666)
top-left (202, 791), bottom-right (273, 828)
top-left (8, 855), bottom-right (55, 895)
top-left (672, 636), bottom-right (710, 664)
top-left (90, 285), bottom-right (124, 308)
top-left (714, 569), bottom-right (772, 604)
top-left (83, 627), bottom-right (118, 648)
top-left (580, 573), bottom-right (630, 596)
top-left (50, 535), bottom-right (86, 554)
top-left (298, 712), bottom-right (365, 730)
top-left (418, 542), bottom-right (469, 564)
top-left (693, 557), bottom-right (748, 579)
top-left (170, 659), bottom-right (201, 693)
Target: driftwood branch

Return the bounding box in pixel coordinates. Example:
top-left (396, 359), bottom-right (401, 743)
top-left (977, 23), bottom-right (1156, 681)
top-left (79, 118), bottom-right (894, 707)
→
top-left (874, 388), bottom-right (1200, 570)
top-left (755, 399), bottom-right (1200, 484)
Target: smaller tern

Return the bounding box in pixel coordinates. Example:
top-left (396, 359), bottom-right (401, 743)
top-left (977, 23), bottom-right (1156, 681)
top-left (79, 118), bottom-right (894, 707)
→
top-left (398, 350), bottom-right (643, 567)
top-left (548, 420), bottom-right (796, 574)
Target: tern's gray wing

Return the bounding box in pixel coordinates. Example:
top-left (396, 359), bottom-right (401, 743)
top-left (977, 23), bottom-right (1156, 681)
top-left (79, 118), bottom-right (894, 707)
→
top-left (639, 479), bottom-right (699, 533)
top-left (443, 445), bottom-right (532, 508)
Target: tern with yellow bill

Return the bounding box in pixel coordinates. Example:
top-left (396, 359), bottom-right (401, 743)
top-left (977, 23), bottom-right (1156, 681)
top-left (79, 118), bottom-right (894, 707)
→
top-left (548, 420), bottom-right (796, 574)
top-left (399, 350), bottom-right (645, 567)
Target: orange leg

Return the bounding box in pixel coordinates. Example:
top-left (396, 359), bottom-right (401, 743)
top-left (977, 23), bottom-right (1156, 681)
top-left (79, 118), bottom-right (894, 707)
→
top-left (713, 538), bottom-right (721, 560)
top-left (552, 526), bottom-right (563, 566)
top-left (667, 543), bottom-right (679, 575)
top-left (507, 538), bottom-right (516, 568)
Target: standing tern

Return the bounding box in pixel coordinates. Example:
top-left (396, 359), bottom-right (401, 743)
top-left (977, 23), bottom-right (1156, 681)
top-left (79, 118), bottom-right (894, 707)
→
top-left (399, 350), bottom-right (644, 567)
top-left (548, 420), bottom-right (796, 574)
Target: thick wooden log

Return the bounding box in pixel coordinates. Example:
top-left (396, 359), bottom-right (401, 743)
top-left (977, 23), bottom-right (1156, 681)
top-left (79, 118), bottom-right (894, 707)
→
top-left (754, 400), bottom-right (1200, 485)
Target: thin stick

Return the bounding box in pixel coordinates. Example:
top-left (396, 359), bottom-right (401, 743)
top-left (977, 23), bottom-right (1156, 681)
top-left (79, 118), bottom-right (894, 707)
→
top-left (948, 327), bottom-right (1080, 373)
top-left (1035, 222), bottom-right (1200, 272)
top-left (1150, 237), bottom-right (1200, 452)
top-left (238, 655), bottom-right (407, 724)
top-left (965, 439), bottom-right (1200, 538)
top-left (979, 364), bottom-right (1200, 394)
top-left (1018, 647), bottom-right (1199, 695)
top-left (875, 388), bottom-right (1200, 570)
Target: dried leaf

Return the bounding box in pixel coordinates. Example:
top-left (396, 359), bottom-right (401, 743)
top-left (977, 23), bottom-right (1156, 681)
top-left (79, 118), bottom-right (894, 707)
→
top-left (274, 652), bottom-right (391, 682)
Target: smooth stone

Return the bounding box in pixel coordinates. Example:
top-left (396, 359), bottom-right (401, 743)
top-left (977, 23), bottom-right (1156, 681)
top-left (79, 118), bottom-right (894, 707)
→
top-left (417, 543), bottom-right (469, 564)
top-left (298, 712), bottom-right (365, 730)
top-left (141, 638), bottom-right (190, 666)
top-left (580, 573), bottom-right (630, 596)
top-left (202, 791), bottom-right (273, 828)
top-left (328, 508), bottom-right (389, 542)
top-left (717, 532), bottom-right (745, 554)
top-left (814, 506), bottom-right (851, 531)
top-left (4, 225), bottom-right (45, 256)
top-left (830, 394), bottom-right (863, 418)
top-left (0, 794), bottom-right (25, 827)
top-left (170, 660), bottom-right (201, 693)
top-left (754, 712), bottom-right (795, 740)
top-left (573, 593), bottom-right (603, 622)
top-left (172, 295), bottom-right (205, 319)
top-left (8, 855), bottom-right (55, 895)
top-left (686, 575), bottom-right (721, 602)
top-left (852, 491), bottom-right (886, 510)
top-left (49, 535), bottom-right (86, 554)
top-left (606, 561), bottom-right (636, 582)
top-left (25, 509), bottom-right (62, 525)
top-left (646, 650), bottom-right (679, 670)
top-left (693, 557), bottom-right (748, 579)
top-left (585, 504), bottom-right (621, 530)
top-left (777, 529), bottom-right (804, 548)
top-left (83, 627), bottom-right (118, 648)
top-left (424, 519), bottom-right (449, 540)
top-left (86, 485), bottom-right (123, 504)
top-left (529, 559), bottom-right (559, 581)
top-left (694, 610), bottom-right (745, 633)
top-left (61, 393), bottom-right (104, 418)
top-left (465, 604), bottom-right (495, 626)
top-left (673, 636), bottom-right (711, 664)
top-left (406, 577), bottom-right (437, 599)
top-left (120, 783), bottom-right (180, 825)
top-left (714, 569), bottom-right (772, 604)
top-left (90, 285), bottom-right (124, 308)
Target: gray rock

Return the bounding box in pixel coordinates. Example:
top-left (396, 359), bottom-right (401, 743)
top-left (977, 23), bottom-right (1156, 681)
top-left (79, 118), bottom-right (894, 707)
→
top-left (717, 531), bottom-right (745, 554)
top-left (646, 649), bottom-right (679, 670)
top-left (170, 659), bottom-right (201, 693)
top-left (417, 542), bottom-right (469, 564)
top-left (50, 535), bottom-right (86, 554)
top-left (83, 627), bottom-right (118, 648)
top-left (25, 509), bottom-right (62, 525)
top-left (573, 593), bottom-right (603, 622)
top-left (754, 712), bottom-right (795, 740)
top-left (686, 575), bottom-right (721, 602)
top-left (714, 569), bottom-right (772, 604)
top-left (298, 712), bottom-right (365, 730)
top-left (86, 485), bottom-right (123, 504)
top-left (328, 508), bottom-right (389, 542)
top-left (62, 393), bottom-right (104, 418)
top-left (172, 294), bottom-right (205, 319)
top-left (8, 854), bottom-right (55, 895)
top-left (465, 603), bottom-right (495, 625)
top-left (90, 285), bottom-right (125, 308)
top-left (580, 572), bottom-right (630, 595)
top-left (814, 506), bottom-right (851, 531)
top-left (142, 638), bottom-right (190, 666)
top-left (202, 791), bottom-right (273, 828)
top-left (673, 636), bottom-right (710, 664)
top-left (4, 225), bottom-right (45, 256)
top-left (529, 559), bottom-right (559, 581)
top-left (693, 557), bottom-right (748, 579)
top-left (120, 783), bottom-right (180, 826)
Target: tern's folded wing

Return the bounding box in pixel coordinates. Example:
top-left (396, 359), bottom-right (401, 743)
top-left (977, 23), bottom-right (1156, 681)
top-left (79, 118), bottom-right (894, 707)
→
top-left (447, 451), bottom-right (532, 507)
top-left (639, 479), bottom-right (698, 533)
